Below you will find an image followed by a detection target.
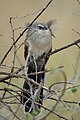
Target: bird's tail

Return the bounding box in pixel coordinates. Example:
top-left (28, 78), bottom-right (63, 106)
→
top-left (21, 65), bottom-right (45, 116)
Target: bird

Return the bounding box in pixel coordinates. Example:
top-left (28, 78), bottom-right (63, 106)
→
top-left (21, 21), bottom-right (54, 115)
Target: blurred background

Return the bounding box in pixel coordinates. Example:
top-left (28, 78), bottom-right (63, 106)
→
top-left (0, 0), bottom-right (80, 120)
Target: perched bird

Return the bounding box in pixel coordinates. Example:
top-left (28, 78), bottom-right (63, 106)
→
top-left (21, 21), bottom-right (54, 115)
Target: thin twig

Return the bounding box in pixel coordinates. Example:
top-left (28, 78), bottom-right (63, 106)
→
top-left (72, 29), bottom-right (80, 35)
top-left (1, 17), bottom-right (16, 103)
top-left (1, 101), bottom-right (21, 120)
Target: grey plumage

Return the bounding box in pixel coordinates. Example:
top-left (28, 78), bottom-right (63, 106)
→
top-left (21, 22), bottom-right (52, 115)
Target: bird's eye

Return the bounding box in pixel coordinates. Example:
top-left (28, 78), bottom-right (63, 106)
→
top-left (38, 25), bottom-right (43, 30)
top-left (38, 25), bottom-right (48, 30)
top-left (37, 24), bottom-right (48, 30)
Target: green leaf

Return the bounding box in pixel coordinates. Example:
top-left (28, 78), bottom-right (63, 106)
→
top-left (71, 88), bottom-right (77, 93)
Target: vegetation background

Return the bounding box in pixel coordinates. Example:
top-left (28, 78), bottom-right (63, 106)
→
top-left (0, 0), bottom-right (80, 120)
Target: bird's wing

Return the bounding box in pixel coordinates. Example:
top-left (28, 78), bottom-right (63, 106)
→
top-left (24, 40), bottom-right (29, 60)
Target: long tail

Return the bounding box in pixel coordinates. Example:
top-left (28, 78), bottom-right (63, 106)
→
top-left (21, 65), bottom-right (45, 115)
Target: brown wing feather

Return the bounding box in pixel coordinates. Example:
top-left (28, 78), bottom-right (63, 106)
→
top-left (24, 40), bottom-right (29, 60)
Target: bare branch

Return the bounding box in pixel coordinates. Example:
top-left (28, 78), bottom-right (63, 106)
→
top-left (49, 39), bottom-right (80, 56)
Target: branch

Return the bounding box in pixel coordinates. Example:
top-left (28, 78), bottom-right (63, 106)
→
top-left (77, 0), bottom-right (80, 5)
top-left (0, 0), bottom-right (53, 66)
top-left (49, 39), bottom-right (80, 56)
top-left (1, 101), bottom-right (21, 120)
top-left (72, 29), bottom-right (80, 35)
top-left (35, 104), bottom-right (68, 120)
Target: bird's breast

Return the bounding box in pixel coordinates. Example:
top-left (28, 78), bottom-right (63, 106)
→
top-left (30, 36), bottom-right (52, 59)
